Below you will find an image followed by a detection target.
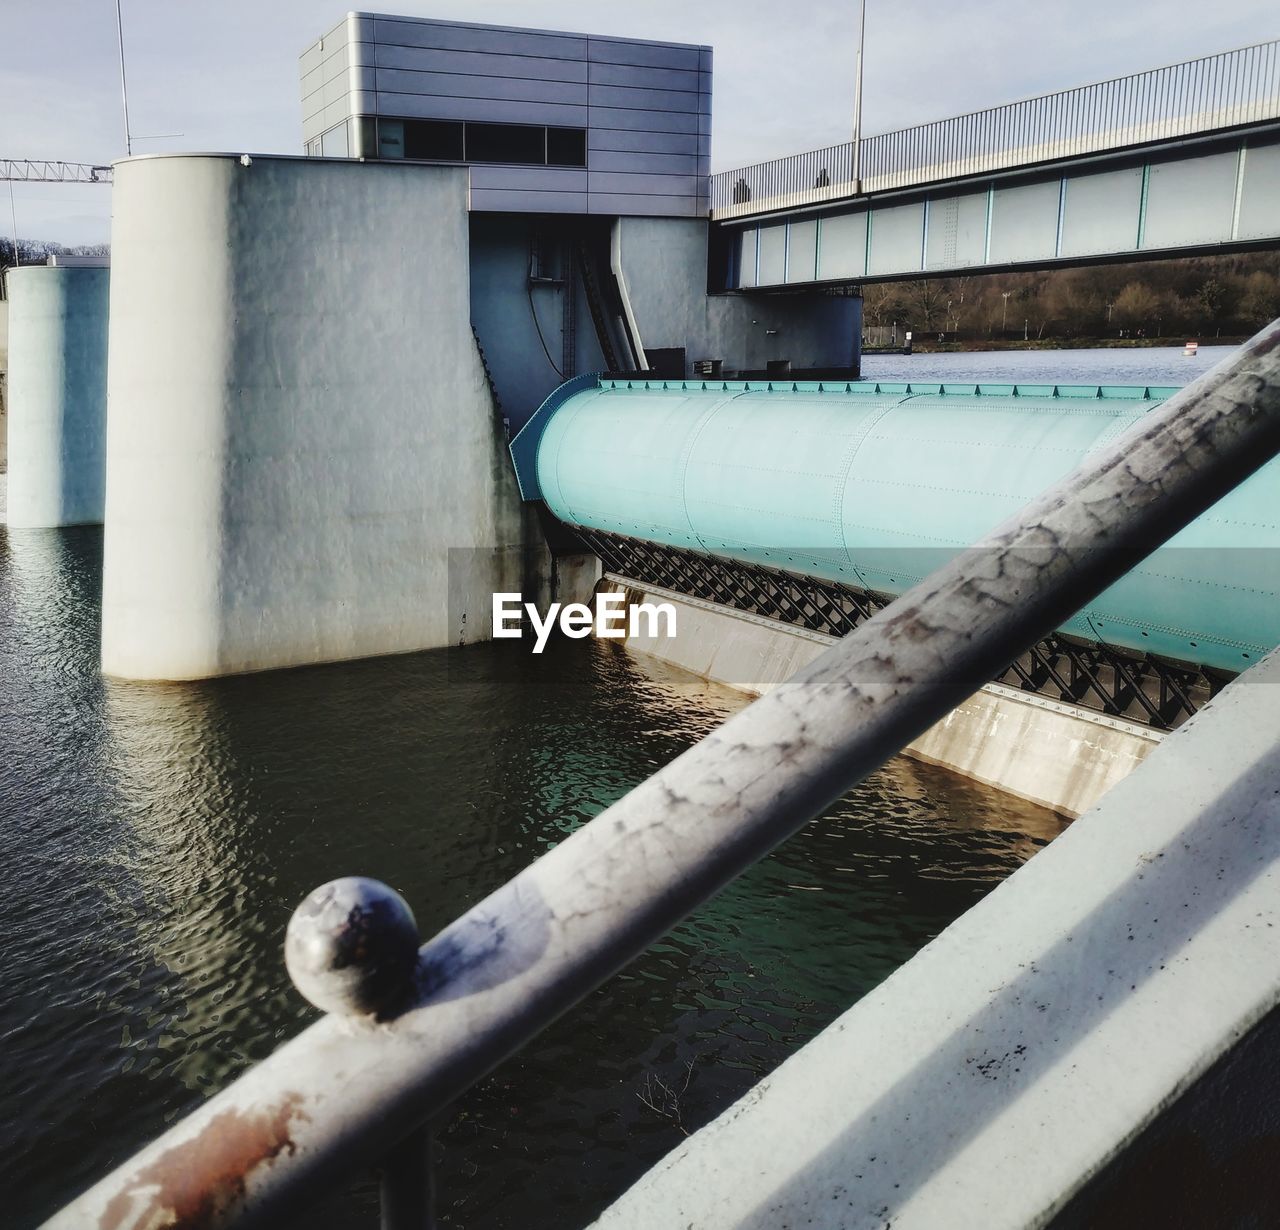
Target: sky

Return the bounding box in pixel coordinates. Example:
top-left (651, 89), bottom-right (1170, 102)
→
top-left (3, 0), bottom-right (1278, 246)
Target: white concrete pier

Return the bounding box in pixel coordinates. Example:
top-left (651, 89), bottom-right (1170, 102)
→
top-left (101, 154), bottom-right (539, 680)
top-left (5, 264), bottom-right (109, 528)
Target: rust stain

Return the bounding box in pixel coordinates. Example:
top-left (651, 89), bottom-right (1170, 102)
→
top-left (99, 1093), bottom-right (307, 1230)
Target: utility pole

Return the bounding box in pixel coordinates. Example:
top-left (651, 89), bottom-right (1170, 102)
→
top-left (852, 0), bottom-right (866, 193)
top-left (115, 0), bottom-right (133, 156)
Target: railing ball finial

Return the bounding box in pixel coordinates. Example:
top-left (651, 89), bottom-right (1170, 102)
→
top-left (285, 877), bottom-right (421, 1019)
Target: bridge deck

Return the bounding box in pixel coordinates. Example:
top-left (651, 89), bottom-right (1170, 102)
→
top-left (714, 39), bottom-right (1280, 287)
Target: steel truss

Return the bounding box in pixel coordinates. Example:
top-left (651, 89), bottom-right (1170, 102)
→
top-left (1, 160), bottom-right (112, 183)
top-left (576, 529), bottom-right (1231, 730)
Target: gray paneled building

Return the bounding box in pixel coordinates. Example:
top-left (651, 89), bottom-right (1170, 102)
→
top-left (300, 12), bottom-right (711, 216)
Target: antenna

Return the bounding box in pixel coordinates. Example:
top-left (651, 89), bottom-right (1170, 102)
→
top-left (852, 0), bottom-right (866, 193)
top-left (114, 0), bottom-right (133, 156)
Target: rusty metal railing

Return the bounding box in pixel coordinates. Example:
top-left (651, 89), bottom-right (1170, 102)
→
top-left (711, 38), bottom-right (1280, 219)
top-left (43, 320), bottom-right (1280, 1228)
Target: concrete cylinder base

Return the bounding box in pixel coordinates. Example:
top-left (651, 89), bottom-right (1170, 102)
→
top-left (6, 265), bottom-right (109, 529)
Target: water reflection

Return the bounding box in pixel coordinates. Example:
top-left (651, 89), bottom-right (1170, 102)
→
top-left (1, 526), bottom-right (1067, 1228)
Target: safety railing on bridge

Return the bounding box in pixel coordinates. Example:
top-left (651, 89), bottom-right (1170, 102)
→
top-left (711, 38), bottom-right (1280, 219)
top-left (43, 322), bottom-right (1280, 1229)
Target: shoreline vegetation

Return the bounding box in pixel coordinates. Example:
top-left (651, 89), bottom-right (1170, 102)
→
top-left (892, 335), bottom-right (1250, 354)
top-left (861, 251), bottom-right (1279, 352)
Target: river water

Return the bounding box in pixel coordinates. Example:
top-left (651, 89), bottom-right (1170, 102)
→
top-left (861, 342), bottom-right (1234, 385)
top-left (1, 345), bottom-right (1215, 1228)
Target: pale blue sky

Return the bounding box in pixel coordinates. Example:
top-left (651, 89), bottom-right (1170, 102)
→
top-left (4, 0), bottom-right (1278, 244)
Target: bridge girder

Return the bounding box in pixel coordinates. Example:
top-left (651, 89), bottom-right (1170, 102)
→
top-left (721, 124), bottom-right (1280, 289)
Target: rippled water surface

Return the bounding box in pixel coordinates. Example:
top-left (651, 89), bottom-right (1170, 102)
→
top-left (0, 526), bottom-right (1068, 1228)
top-left (862, 343), bottom-right (1234, 386)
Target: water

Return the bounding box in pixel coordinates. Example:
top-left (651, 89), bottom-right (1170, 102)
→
top-left (0, 345), bottom-right (1222, 1225)
top-left (0, 526), bottom-right (1070, 1227)
top-left (0, 340), bottom-right (1218, 1223)
top-left (0, 342), bottom-right (1214, 1225)
top-left (861, 343), bottom-right (1234, 387)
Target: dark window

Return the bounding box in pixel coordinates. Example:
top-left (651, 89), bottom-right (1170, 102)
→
top-left (465, 123), bottom-right (546, 165)
top-left (647, 348), bottom-right (687, 379)
top-left (370, 117), bottom-right (588, 167)
top-left (547, 127), bottom-right (587, 168)
top-left (403, 119), bottom-right (464, 161)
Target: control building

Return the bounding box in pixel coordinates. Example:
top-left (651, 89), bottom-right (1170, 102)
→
top-left (300, 12), bottom-right (712, 216)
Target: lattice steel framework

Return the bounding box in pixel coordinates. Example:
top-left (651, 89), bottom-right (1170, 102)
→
top-left (576, 529), bottom-right (1231, 730)
top-left (1, 160), bottom-right (113, 183)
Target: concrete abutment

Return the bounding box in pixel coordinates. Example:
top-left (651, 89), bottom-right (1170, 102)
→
top-left (101, 154), bottom-right (542, 680)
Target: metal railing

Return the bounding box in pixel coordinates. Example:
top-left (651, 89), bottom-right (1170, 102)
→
top-left (711, 39), bottom-right (1280, 219)
top-left (44, 321), bottom-right (1280, 1229)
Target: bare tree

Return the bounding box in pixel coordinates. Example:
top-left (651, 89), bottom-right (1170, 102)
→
top-left (861, 281), bottom-right (902, 329)
top-left (636, 1060), bottom-right (696, 1136)
top-left (1112, 282), bottom-right (1162, 333)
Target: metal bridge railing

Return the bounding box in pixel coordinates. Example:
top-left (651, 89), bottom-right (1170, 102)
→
top-left (711, 38), bottom-right (1280, 219)
top-left (44, 321), bottom-right (1280, 1229)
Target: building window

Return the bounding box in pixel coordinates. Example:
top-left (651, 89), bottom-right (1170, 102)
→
top-left (405, 120), bottom-right (464, 161)
top-left (377, 119), bottom-right (404, 159)
top-left (465, 122), bottom-right (546, 165)
top-left (546, 127), bottom-right (587, 168)
top-left (363, 117), bottom-right (587, 169)
top-left (320, 121), bottom-right (349, 158)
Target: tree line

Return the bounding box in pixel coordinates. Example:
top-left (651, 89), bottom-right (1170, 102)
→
top-left (862, 251), bottom-right (1280, 344)
top-left (1, 237), bottom-right (110, 273)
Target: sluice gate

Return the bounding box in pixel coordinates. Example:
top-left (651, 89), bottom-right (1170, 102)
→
top-left (511, 377), bottom-right (1280, 725)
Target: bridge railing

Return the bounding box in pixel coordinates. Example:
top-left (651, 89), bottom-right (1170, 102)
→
top-left (43, 322), bottom-right (1280, 1229)
top-left (711, 38), bottom-right (1280, 219)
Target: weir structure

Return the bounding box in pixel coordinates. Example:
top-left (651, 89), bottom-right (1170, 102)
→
top-left (13, 10), bottom-right (1280, 1225)
top-left (508, 373), bottom-right (1278, 814)
top-left (43, 324), bottom-right (1280, 1230)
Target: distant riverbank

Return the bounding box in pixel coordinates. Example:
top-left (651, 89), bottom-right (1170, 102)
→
top-left (900, 335), bottom-right (1249, 354)
top-left (859, 344), bottom-right (1235, 387)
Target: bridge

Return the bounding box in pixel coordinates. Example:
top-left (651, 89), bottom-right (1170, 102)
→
top-left (13, 17), bottom-right (1280, 1227)
top-left (713, 39), bottom-right (1280, 287)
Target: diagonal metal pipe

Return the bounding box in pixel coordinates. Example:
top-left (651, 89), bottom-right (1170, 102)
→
top-left (46, 320), bottom-right (1280, 1229)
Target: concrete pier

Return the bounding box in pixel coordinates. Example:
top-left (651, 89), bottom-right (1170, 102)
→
top-left (101, 154), bottom-right (541, 680)
top-left (598, 577), bottom-right (1160, 817)
top-left (5, 264), bottom-right (109, 529)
